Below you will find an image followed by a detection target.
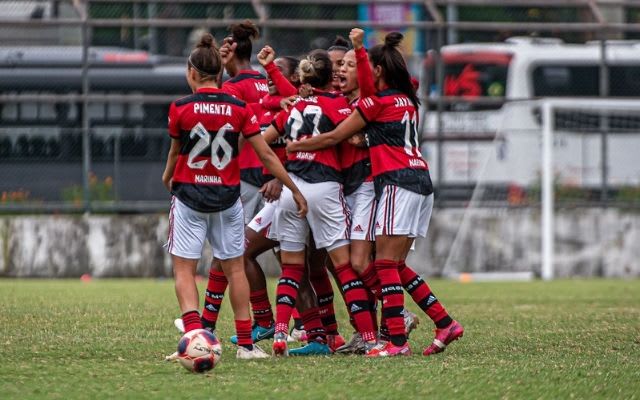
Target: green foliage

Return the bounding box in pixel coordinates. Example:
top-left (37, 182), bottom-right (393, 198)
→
top-left (0, 279), bottom-right (639, 399)
top-left (60, 174), bottom-right (114, 205)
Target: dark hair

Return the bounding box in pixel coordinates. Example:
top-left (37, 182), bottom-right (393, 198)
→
top-left (298, 49), bottom-right (332, 88)
top-left (188, 33), bottom-right (221, 80)
top-left (229, 19), bottom-right (259, 61)
top-left (369, 32), bottom-right (420, 107)
top-left (279, 56), bottom-right (300, 78)
top-left (327, 35), bottom-right (349, 52)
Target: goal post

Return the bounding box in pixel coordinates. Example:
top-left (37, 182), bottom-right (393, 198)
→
top-left (540, 98), bottom-right (640, 280)
top-left (431, 98), bottom-right (640, 281)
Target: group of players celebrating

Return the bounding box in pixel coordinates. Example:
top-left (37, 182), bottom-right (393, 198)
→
top-left (162, 20), bottom-right (464, 360)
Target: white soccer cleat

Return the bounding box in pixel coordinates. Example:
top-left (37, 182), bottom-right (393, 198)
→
top-left (165, 351), bottom-right (179, 362)
top-left (236, 344), bottom-right (270, 359)
top-left (288, 328), bottom-right (307, 343)
top-left (174, 318), bottom-right (185, 333)
top-left (402, 309), bottom-right (420, 337)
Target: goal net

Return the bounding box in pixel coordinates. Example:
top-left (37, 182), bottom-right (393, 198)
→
top-left (420, 99), bottom-right (640, 280)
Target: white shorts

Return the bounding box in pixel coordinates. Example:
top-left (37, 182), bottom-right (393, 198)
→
top-left (346, 181), bottom-right (376, 242)
top-left (270, 174), bottom-right (350, 251)
top-left (375, 186), bottom-right (434, 238)
top-left (247, 200), bottom-right (278, 237)
top-left (167, 196), bottom-right (245, 260)
top-left (240, 181), bottom-right (264, 225)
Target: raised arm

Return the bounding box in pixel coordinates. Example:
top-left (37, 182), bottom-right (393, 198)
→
top-left (257, 45), bottom-right (298, 97)
top-left (350, 28), bottom-right (376, 98)
top-left (287, 111), bottom-right (367, 153)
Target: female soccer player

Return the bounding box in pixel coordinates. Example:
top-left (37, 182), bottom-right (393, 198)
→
top-left (196, 20), bottom-right (269, 336)
top-left (162, 33), bottom-right (306, 359)
top-left (327, 36), bottom-right (349, 92)
top-left (261, 48), bottom-right (378, 356)
top-left (287, 31), bottom-right (463, 357)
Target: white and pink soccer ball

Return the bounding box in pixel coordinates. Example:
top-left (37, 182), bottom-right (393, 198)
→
top-left (177, 329), bottom-right (222, 373)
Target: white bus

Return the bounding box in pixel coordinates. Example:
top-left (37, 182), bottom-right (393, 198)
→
top-left (423, 37), bottom-right (640, 193)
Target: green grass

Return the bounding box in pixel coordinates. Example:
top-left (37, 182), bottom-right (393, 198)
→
top-left (1, 279), bottom-right (639, 400)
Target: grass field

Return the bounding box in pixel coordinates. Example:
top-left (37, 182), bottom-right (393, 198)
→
top-left (1, 279), bottom-right (639, 400)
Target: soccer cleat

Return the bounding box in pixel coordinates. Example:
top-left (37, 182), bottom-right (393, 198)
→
top-left (236, 344), bottom-right (270, 359)
top-left (423, 320), bottom-right (464, 356)
top-left (327, 334), bottom-right (346, 353)
top-left (272, 332), bottom-right (289, 356)
top-left (365, 341), bottom-right (411, 357)
top-left (230, 322), bottom-right (275, 344)
top-left (288, 340), bottom-right (332, 356)
top-left (403, 309), bottom-right (420, 337)
top-left (174, 318), bottom-right (185, 333)
top-left (334, 332), bottom-right (365, 354)
top-left (165, 351), bottom-right (179, 362)
top-left (288, 327), bottom-right (307, 343)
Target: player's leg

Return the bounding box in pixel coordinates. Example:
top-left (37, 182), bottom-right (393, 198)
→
top-left (289, 262), bottom-right (331, 356)
top-left (399, 194), bottom-right (464, 356)
top-left (209, 198), bottom-right (269, 359)
top-left (366, 185), bottom-right (416, 358)
top-left (308, 181), bottom-right (377, 350)
top-left (269, 179), bottom-right (310, 356)
top-left (168, 196), bottom-right (209, 333)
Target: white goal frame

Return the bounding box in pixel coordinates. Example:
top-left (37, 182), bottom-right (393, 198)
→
top-left (540, 98), bottom-right (640, 280)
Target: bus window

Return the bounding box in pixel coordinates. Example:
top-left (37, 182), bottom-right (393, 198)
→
top-left (610, 66), bottom-right (640, 97)
top-left (427, 51), bottom-right (511, 111)
top-left (532, 65), bottom-right (599, 97)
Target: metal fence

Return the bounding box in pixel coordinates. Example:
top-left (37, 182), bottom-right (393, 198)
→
top-left (1, 0), bottom-right (640, 212)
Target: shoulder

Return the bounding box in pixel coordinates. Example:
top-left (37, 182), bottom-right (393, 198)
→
top-left (228, 71), bottom-right (266, 83)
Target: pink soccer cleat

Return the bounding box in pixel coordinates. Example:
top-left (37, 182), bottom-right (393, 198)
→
top-left (423, 320), bottom-right (464, 356)
top-left (365, 341), bottom-right (411, 358)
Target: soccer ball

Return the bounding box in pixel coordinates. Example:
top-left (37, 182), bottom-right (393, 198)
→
top-left (177, 329), bottom-right (222, 373)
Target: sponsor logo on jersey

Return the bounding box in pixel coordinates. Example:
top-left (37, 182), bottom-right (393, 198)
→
top-left (338, 108), bottom-right (352, 115)
top-left (193, 103), bottom-right (233, 116)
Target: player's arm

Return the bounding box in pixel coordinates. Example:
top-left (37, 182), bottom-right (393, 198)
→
top-left (351, 28), bottom-right (376, 98)
top-left (287, 111), bottom-right (367, 152)
top-left (248, 134), bottom-right (307, 217)
top-left (257, 46), bottom-right (298, 97)
top-left (262, 124), bottom-right (281, 145)
top-left (162, 138), bottom-right (180, 192)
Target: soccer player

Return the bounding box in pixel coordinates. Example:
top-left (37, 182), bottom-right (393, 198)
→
top-left (287, 31), bottom-right (464, 357)
top-left (262, 48), bottom-right (378, 356)
top-left (195, 20), bottom-right (269, 337)
top-left (162, 33), bottom-right (307, 359)
top-left (327, 36), bottom-right (349, 92)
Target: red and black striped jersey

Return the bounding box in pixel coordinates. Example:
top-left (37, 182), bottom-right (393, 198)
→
top-left (339, 97), bottom-right (373, 196)
top-left (222, 69), bottom-right (269, 186)
top-left (356, 89), bottom-right (433, 197)
top-left (222, 69), bottom-right (269, 104)
top-left (273, 90), bottom-right (351, 184)
top-left (168, 87), bottom-right (261, 212)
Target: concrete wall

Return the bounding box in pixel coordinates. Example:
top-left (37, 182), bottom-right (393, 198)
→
top-left (1, 208), bottom-right (639, 278)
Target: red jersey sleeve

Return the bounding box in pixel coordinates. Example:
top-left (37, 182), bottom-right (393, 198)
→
top-left (241, 107), bottom-right (261, 138)
top-left (260, 94), bottom-right (284, 111)
top-left (356, 95), bottom-right (382, 123)
top-left (355, 47), bottom-right (376, 98)
top-left (264, 62), bottom-right (298, 97)
top-left (168, 102), bottom-right (180, 139)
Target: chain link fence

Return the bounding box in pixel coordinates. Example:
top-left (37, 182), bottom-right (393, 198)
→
top-left (1, 0), bottom-right (640, 212)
